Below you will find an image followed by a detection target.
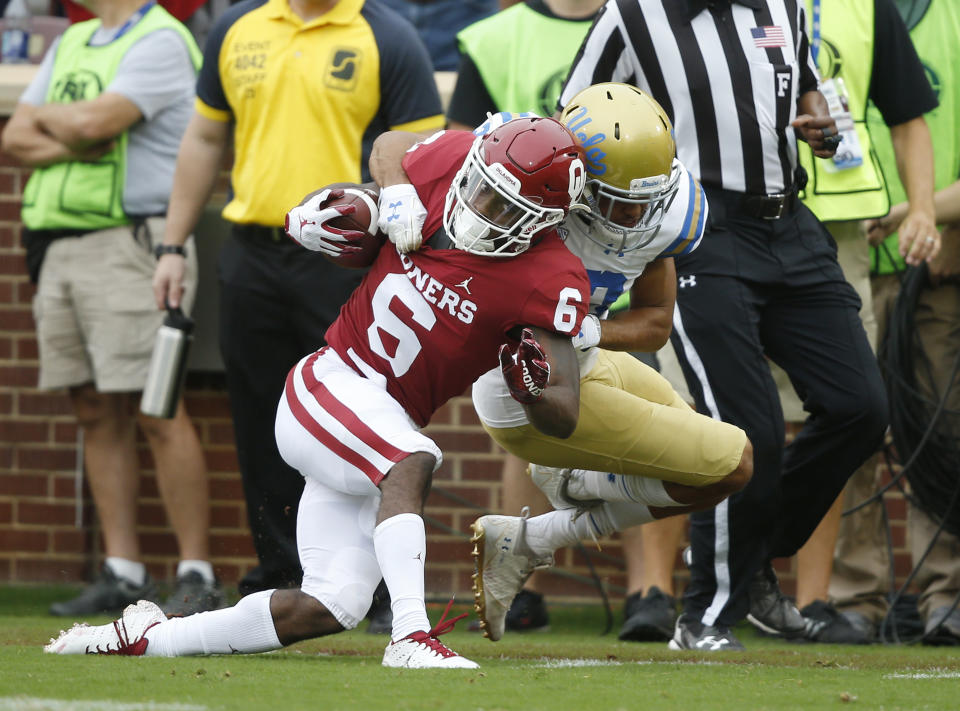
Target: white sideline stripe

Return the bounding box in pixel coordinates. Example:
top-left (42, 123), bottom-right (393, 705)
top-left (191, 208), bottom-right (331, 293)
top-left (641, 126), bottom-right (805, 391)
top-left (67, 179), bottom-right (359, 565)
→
top-left (883, 671), bottom-right (960, 679)
top-left (0, 699), bottom-right (208, 711)
top-left (530, 658), bottom-right (723, 669)
top-left (532, 659), bottom-right (625, 668)
top-left (672, 308), bottom-right (730, 628)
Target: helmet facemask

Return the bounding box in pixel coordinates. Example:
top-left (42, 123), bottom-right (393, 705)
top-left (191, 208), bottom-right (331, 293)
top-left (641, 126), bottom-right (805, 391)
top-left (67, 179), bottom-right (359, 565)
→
top-left (444, 137), bottom-right (566, 257)
top-left (581, 158), bottom-right (682, 253)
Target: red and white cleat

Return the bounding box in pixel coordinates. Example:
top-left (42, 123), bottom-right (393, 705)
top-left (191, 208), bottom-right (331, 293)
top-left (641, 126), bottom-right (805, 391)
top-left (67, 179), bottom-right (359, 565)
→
top-left (382, 600), bottom-right (478, 669)
top-left (44, 600), bottom-right (166, 655)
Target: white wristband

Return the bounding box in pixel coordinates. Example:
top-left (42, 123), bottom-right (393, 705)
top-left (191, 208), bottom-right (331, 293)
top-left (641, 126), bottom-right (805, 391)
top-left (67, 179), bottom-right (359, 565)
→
top-left (571, 313), bottom-right (602, 350)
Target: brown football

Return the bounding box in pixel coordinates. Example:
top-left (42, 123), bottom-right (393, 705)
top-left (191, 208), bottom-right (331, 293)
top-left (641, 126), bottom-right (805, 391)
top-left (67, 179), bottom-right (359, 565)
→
top-left (324, 187), bottom-right (387, 269)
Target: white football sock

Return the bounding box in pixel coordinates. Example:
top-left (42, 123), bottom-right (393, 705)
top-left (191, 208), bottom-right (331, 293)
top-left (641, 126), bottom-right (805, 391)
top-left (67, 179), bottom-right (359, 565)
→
top-left (105, 557), bottom-right (146, 586)
top-left (144, 590), bottom-right (281, 657)
top-left (525, 502), bottom-right (655, 555)
top-left (567, 471), bottom-right (681, 507)
top-left (374, 513), bottom-right (430, 641)
top-left (176, 560), bottom-right (215, 583)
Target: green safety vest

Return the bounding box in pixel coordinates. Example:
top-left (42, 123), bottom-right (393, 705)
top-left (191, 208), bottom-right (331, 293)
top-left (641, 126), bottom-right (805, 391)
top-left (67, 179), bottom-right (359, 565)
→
top-left (21, 4), bottom-right (200, 231)
top-left (797, 0), bottom-right (888, 222)
top-left (869, 0), bottom-right (960, 275)
top-left (456, 3), bottom-right (593, 116)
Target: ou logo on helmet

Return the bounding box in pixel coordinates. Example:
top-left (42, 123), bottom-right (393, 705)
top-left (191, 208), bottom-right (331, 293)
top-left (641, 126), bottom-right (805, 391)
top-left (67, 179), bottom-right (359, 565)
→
top-left (568, 158), bottom-right (586, 202)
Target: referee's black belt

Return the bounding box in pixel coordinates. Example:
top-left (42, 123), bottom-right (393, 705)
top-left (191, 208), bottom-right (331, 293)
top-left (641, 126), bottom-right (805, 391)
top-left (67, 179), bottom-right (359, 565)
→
top-left (738, 191), bottom-right (799, 220)
top-left (232, 223), bottom-right (287, 243)
top-left (712, 187), bottom-right (799, 221)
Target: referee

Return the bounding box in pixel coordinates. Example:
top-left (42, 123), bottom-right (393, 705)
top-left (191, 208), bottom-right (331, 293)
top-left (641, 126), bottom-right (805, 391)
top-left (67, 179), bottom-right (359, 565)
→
top-left (559, 0), bottom-right (888, 650)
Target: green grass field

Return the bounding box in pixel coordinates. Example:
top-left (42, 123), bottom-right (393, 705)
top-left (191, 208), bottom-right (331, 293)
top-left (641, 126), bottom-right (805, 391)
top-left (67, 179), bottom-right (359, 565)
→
top-left (1, 585), bottom-right (958, 711)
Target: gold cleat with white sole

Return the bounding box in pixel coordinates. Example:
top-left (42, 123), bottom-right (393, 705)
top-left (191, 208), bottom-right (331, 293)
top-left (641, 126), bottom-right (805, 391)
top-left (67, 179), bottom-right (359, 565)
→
top-left (470, 507), bottom-right (553, 641)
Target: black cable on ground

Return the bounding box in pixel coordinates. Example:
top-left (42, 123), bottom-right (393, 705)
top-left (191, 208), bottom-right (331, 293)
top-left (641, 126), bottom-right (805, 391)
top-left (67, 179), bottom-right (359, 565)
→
top-left (883, 265), bottom-right (960, 535)
top-left (866, 260), bottom-right (960, 644)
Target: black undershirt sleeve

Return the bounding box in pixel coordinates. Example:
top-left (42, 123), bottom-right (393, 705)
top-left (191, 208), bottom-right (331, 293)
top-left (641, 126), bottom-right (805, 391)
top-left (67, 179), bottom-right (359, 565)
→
top-left (868, 0), bottom-right (938, 126)
top-left (446, 52), bottom-right (499, 127)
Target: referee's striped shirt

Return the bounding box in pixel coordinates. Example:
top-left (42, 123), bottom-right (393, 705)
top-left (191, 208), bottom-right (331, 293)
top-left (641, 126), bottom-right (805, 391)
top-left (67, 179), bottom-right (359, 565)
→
top-left (559, 0), bottom-right (820, 196)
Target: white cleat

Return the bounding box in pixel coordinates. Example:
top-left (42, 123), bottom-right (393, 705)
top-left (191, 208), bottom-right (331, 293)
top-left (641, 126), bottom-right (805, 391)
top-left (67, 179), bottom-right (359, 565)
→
top-left (382, 600), bottom-right (478, 669)
top-left (470, 508), bottom-right (553, 642)
top-left (43, 599), bottom-right (166, 655)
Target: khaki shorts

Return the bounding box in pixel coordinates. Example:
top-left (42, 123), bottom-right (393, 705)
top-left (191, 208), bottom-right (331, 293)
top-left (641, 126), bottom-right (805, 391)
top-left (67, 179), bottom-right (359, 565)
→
top-left (33, 218), bottom-right (198, 392)
top-left (484, 349), bottom-right (746, 487)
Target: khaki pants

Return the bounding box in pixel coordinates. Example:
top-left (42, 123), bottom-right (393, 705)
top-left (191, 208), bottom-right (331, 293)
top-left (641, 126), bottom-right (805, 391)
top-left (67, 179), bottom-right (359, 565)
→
top-left (830, 271), bottom-right (960, 622)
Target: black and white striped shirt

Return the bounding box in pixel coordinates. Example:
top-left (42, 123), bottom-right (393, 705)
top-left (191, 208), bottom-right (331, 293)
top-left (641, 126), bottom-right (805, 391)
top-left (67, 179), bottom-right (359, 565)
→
top-left (559, 0), bottom-right (820, 195)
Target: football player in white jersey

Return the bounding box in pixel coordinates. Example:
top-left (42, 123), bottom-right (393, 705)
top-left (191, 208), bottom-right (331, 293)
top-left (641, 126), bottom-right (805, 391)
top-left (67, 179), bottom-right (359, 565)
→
top-left (460, 85), bottom-right (754, 641)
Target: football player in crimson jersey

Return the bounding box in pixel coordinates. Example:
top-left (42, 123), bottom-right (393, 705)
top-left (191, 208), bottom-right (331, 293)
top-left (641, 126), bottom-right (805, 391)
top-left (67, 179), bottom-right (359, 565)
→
top-left (45, 118), bottom-right (591, 669)
top-left (362, 84), bottom-right (754, 642)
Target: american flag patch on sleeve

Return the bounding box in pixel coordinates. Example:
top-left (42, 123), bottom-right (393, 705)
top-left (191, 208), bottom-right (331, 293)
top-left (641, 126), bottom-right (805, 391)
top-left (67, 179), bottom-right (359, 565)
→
top-left (751, 26), bottom-right (786, 48)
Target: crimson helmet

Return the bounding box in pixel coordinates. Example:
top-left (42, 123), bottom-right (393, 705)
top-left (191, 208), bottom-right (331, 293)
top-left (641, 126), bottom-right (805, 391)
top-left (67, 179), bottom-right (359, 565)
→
top-left (443, 117), bottom-right (587, 256)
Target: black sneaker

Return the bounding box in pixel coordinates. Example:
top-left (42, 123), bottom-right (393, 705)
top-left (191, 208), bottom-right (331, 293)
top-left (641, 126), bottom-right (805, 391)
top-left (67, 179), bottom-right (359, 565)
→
top-left (162, 571), bottom-right (225, 617)
top-left (668, 614), bottom-right (745, 651)
top-left (924, 605), bottom-right (960, 646)
top-left (366, 580), bottom-right (393, 634)
top-left (798, 600), bottom-right (872, 644)
top-left (746, 563), bottom-right (806, 638)
top-left (504, 589), bottom-right (550, 633)
top-left (50, 564), bottom-right (156, 617)
top-left (619, 587), bottom-right (677, 642)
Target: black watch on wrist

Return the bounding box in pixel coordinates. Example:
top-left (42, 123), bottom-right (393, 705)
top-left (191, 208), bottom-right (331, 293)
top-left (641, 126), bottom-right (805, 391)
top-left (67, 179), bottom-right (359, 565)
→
top-left (154, 244), bottom-right (186, 259)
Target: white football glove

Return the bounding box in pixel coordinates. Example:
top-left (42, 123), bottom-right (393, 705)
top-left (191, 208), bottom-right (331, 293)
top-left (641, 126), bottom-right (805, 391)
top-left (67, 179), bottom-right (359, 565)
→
top-left (378, 183), bottom-right (427, 253)
top-left (571, 313), bottom-right (602, 350)
top-left (285, 189), bottom-right (367, 257)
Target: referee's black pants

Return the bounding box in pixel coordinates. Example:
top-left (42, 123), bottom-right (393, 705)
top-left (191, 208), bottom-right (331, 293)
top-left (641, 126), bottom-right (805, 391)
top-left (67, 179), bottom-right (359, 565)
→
top-left (670, 191), bottom-right (887, 627)
top-left (218, 226), bottom-right (363, 596)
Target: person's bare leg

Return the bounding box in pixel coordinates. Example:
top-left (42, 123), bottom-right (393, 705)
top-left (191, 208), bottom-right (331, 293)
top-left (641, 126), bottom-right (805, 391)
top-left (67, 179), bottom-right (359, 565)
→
top-left (501, 454), bottom-right (552, 594)
top-left (795, 494), bottom-right (843, 609)
top-left (270, 589), bottom-right (344, 643)
top-left (137, 400), bottom-right (209, 561)
top-left (625, 516), bottom-right (686, 597)
top-left (70, 385), bottom-right (140, 561)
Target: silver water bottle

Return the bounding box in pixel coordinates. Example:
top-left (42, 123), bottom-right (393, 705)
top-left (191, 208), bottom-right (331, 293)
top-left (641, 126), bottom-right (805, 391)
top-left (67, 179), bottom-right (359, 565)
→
top-left (140, 306), bottom-right (194, 419)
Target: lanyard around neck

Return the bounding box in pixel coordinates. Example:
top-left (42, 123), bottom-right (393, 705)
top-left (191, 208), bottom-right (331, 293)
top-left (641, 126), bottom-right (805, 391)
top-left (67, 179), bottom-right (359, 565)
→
top-left (810, 0), bottom-right (822, 66)
top-left (96, 1), bottom-right (156, 45)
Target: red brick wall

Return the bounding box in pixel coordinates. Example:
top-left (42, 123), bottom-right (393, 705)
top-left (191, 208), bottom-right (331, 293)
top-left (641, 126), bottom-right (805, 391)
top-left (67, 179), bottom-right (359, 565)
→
top-left (0, 125), bottom-right (913, 603)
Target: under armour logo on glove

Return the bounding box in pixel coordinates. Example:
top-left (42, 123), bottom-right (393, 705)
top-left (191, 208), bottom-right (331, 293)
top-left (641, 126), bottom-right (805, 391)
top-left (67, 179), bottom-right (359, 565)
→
top-left (378, 184), bottom-right (427, 253)
top-left (387, 201), bottom-right (403, 223)
top-left (499, 328), bottom-right (550, 405)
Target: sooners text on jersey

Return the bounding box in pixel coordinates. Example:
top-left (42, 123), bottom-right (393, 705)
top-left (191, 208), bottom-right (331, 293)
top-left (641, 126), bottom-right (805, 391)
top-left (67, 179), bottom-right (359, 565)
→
top-left (323, 130), bottom-right (590, 426)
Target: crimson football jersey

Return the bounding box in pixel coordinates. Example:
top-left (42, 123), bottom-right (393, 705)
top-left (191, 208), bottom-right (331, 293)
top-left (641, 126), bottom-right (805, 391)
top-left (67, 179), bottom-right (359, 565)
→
top-left (323, 130), bottom-right (590, 426)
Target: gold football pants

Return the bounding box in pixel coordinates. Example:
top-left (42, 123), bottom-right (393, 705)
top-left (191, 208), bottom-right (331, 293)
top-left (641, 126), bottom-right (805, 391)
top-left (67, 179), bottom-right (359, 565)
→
top-left (484, 349), bottom-right (746, 487)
